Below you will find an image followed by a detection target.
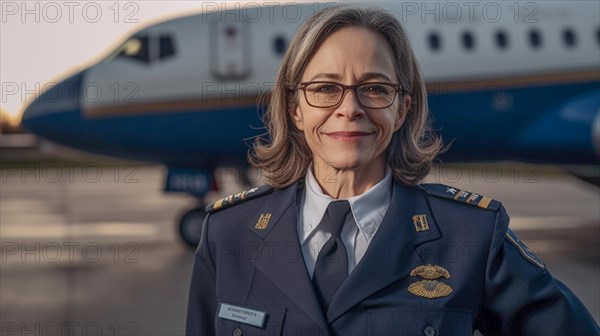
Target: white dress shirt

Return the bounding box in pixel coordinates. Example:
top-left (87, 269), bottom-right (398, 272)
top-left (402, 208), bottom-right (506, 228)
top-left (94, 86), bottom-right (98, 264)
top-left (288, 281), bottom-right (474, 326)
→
top-left (297, 168), bottom-right (393, 278)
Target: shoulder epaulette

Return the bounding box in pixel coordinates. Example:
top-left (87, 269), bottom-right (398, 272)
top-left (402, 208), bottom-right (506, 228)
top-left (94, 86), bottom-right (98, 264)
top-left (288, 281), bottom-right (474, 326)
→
top-left (206, 185), bottom-right (274, 213)
top-left (420, 183), bottom-right (501, 211)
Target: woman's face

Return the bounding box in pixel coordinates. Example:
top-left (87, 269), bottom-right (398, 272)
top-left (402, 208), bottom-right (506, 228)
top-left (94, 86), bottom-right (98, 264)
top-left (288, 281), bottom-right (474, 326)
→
top-left (292, 27), bottom-right (411, 174)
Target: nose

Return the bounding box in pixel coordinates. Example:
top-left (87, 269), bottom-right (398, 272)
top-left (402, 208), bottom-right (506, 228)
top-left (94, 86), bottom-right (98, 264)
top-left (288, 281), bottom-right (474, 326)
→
top-left (21, 71), bottom-right (83, 142)
top-left (335, 88), bottom-right (365, 120)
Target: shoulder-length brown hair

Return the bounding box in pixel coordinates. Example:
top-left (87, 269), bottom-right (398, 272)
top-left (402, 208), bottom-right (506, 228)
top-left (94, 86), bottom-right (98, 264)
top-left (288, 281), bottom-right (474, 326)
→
top-left (249, 5), bottom-right (442, 188)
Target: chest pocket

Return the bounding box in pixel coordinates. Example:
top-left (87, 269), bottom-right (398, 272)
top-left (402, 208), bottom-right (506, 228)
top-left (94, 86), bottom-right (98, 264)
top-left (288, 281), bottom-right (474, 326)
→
top-left (367, 308), bottom-right (472, 336)
top-left (216, 302), bottom-right (286, 336)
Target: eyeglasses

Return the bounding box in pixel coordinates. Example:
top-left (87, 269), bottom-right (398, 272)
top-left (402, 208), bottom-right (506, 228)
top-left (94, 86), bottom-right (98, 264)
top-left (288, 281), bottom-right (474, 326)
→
top-left (297, 81), bottom-right (407, 109)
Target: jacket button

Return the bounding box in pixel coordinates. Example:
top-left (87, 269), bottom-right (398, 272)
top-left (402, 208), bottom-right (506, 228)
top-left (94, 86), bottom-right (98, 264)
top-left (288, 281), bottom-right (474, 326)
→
top-left (233, 328), bottom-right (242, 336)
top-left (424, 326), bottom-right (435, 336)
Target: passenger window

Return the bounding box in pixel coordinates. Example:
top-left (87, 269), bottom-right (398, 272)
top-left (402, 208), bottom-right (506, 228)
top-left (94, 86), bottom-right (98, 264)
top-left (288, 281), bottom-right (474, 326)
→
top-left (528, 29), bottom-right (542, 49)
top-left (562, 28), bottom-right (577, 48)
top-left (461, 31), bottom-right (475, 51)
top-left (495, 30), bottom-right (509, 50)
top-left (428, 32), bottom-right (442, 52)
top-left (273, 35), bottom-right (287, 56)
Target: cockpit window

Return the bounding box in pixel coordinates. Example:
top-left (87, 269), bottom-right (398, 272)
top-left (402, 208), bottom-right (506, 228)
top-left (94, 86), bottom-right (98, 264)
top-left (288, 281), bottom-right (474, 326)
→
top-left (159, 35), bottom-right (176, 59)
top-left (109, 34), bottom-right (177, 64)
top-left (118, 36), bottom-right (150, 63)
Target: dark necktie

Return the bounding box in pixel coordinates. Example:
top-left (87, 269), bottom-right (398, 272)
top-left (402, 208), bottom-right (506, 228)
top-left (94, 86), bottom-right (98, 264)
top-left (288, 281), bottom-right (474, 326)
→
top-left (312, 200), bottom-right (351, 313)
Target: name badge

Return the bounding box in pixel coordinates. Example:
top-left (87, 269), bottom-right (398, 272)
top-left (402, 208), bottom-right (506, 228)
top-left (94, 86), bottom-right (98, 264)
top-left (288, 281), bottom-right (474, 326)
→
top-left (218, 302), bottom-right (266, 328)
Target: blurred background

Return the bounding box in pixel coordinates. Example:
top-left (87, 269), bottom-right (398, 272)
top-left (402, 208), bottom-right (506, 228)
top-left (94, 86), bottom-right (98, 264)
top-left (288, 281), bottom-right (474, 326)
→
top-left (1, 1), bottom-right (599, 335)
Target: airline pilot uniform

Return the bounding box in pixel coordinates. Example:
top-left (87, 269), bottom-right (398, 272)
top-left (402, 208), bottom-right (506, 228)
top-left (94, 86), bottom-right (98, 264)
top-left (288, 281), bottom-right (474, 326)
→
top-left (186, 177), bottom-right (599, 336)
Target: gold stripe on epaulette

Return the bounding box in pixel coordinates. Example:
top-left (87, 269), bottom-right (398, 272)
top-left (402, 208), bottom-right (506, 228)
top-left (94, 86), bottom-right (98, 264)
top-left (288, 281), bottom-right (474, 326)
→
top-left (213, 199), bottom-right (224, 210)
top-left (477, 197), bottom-right (492, 209)
top-left (453, 190), bottom-right (466, 200)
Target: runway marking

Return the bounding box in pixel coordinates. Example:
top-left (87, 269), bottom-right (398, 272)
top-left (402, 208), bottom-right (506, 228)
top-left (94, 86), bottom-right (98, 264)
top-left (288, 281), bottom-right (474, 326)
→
top-left (1, 222), bottom-right (159, 238)
top-left (508, 216), bottom-right (599, 231)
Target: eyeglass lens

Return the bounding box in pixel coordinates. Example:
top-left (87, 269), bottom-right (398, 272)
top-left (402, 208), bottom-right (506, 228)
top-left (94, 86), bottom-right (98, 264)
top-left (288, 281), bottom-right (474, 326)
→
top-left (303, 82), bottom-right (397, 108)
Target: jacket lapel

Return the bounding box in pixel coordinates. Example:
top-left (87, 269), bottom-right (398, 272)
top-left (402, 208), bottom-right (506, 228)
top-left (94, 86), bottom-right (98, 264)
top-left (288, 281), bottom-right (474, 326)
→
top-left (247, 181), bottom-right (330, 335)
top-left (327, 182), bottom-right (442, 322)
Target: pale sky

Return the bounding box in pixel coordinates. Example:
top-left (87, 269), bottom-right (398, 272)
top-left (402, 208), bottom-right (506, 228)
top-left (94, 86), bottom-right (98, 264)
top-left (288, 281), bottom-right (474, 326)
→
top-left (0, 1), bottom-right (221, 118)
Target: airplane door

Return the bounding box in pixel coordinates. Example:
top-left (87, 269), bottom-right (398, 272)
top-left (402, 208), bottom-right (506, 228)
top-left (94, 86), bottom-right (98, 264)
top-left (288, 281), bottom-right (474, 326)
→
top-left (210, 17), bottom-right (251, 80)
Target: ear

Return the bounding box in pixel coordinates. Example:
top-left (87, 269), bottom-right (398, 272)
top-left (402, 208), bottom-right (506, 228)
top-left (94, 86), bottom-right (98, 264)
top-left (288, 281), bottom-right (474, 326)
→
top-left (292, 106), bottom-right (305, 131)
top-left (394, 94), bottom-right (411, 132)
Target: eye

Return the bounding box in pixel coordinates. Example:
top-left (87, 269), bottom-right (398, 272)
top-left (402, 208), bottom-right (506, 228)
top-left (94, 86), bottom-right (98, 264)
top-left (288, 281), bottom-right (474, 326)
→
top-left (361, 84), bottom-right (391, 95)
top-left (307, 83), bottom-right (341, 94)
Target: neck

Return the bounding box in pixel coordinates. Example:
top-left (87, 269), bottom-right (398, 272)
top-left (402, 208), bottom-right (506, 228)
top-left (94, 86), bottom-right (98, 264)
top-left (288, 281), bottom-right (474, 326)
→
top-left (312, 159), bottom-right (386, 199)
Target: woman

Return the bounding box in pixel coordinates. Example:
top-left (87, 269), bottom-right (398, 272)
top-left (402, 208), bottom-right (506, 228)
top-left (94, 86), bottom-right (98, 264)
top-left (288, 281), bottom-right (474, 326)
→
top-left (187, 5), bottom-right (599, 336)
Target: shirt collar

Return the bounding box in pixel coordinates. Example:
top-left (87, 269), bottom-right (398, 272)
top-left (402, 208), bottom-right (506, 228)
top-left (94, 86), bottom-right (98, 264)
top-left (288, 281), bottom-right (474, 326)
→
top-left (298, 167), bottom-right (393, 244)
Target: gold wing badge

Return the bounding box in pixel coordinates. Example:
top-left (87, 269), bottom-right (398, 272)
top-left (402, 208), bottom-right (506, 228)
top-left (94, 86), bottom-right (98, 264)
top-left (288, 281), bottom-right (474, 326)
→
top-left (410, 264), bottom-right (451, 279)
top-left (408, 264), bottom-right (453, 299)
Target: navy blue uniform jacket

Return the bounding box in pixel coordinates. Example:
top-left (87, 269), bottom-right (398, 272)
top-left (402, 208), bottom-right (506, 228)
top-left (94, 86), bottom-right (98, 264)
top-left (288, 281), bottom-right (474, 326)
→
top-left (186, 180), bottom-right (599, 335)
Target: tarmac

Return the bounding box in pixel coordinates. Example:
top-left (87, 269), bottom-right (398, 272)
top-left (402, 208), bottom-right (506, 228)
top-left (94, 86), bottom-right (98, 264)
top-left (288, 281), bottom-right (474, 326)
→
top-left (1, 162), bottom-right (598, 335)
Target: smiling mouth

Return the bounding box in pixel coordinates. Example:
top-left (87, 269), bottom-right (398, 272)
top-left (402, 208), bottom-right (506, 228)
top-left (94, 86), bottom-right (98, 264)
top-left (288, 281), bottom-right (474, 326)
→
top-left (325, 131), bottom-right (374, 142)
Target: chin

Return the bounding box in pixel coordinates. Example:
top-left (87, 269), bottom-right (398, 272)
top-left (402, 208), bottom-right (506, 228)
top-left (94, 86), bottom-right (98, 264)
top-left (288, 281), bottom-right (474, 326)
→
top-left (323, 156), bottom-right (369, 171)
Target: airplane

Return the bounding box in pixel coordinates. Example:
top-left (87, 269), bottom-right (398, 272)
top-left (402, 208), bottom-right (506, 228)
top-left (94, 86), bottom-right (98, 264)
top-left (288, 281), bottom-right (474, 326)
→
top-left (20, 1), bottom-right (600, 246)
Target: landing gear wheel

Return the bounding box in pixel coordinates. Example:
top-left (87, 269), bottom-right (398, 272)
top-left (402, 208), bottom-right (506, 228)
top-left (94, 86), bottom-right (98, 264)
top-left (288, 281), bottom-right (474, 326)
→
top-left (178, 208), bottom-right (207, 247)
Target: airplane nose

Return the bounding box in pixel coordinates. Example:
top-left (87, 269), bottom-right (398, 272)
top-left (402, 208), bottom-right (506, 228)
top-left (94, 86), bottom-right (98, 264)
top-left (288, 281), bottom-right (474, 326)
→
top-left (21, 71), bottom-right (83, 139)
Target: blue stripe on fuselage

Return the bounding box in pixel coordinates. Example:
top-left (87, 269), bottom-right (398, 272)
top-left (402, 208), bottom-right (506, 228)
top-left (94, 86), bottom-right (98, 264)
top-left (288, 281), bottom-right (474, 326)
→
top-left (23, 79), bottom-right (600, 166)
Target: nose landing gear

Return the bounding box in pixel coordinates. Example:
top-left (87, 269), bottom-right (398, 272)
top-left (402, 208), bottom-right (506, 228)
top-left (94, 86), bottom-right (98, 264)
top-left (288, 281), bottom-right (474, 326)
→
top-left (178, 206), bottom-right (207, 247)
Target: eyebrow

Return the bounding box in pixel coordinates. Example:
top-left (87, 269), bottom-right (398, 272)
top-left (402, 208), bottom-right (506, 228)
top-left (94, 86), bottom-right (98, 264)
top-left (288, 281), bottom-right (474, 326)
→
top-left (308, 72), bottom-right (394, 82)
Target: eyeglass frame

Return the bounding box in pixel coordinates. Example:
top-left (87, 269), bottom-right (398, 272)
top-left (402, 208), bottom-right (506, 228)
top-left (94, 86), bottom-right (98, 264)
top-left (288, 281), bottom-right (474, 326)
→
top-left (296, 81), bottom-right (409, 109)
